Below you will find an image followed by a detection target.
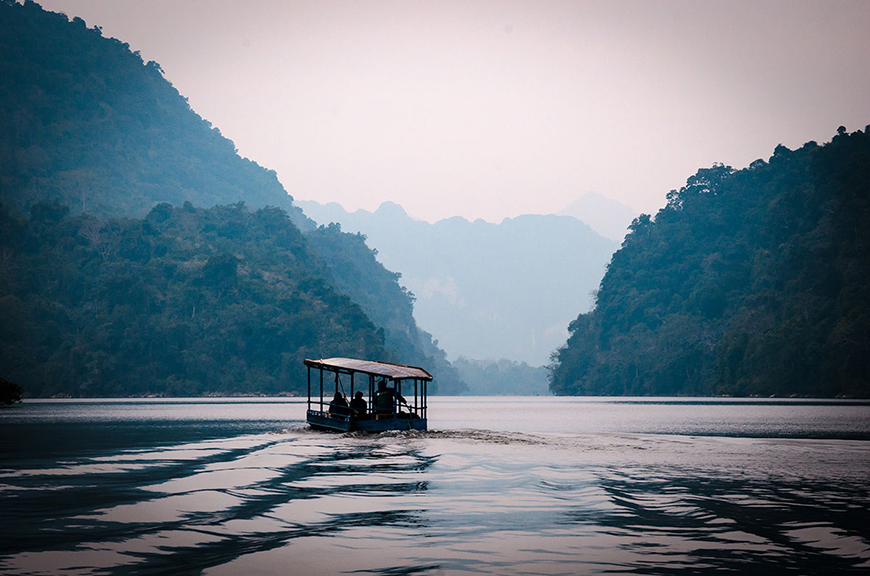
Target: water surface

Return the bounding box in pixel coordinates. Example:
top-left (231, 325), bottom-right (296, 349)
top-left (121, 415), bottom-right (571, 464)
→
top-left (2, 397), bottom-right (868, 574)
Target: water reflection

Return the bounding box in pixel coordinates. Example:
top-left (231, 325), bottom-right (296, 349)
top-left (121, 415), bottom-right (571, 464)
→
top-left (2, 400), bottom-right (869, 575)
top-left (557, 467), bottom-right (870, 574)
top-left (0, 429), bottom-right (437, 575)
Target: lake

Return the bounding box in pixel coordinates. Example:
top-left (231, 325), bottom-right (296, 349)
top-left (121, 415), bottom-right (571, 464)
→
top-left (2, 397), bottom-right (869, 574)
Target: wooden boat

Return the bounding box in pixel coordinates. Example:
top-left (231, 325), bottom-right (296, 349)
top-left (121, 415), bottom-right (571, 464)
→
top-left (305, 357), bottom-right (430, 432)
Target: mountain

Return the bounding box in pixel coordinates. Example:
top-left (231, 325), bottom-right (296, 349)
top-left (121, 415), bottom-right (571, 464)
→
top-left (0, 0), bottom-right (310, 228)
top-left (297, 200), bottom-right (619, 366)
top-left (550, 127), bottom-right (870, 398)
top-left (0, 201), bottom-right (389, 397)
top-left (304, 223), bottom-right (464, 393)
top-left (453, 358), bottom-right (549, 396)
top-left (556, 192), bottom-right (638, 242)
top-left (0, 1), bottom-right (462, 395)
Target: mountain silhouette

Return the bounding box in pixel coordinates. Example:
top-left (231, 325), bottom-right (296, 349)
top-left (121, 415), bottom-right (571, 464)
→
top-left (297, 200), bottom-right (618, 365)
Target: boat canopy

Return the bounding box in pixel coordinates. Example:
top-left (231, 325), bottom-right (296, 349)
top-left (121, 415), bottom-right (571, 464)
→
top-left (304, 357), bottom-right (432, 381)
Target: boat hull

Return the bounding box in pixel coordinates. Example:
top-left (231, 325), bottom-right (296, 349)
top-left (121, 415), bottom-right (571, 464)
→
top-left (307, 410), bottom-right (427, 432)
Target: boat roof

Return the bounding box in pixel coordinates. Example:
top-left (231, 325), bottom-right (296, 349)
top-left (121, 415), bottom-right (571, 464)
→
top-left (304, 357), bottom-right (432, 380)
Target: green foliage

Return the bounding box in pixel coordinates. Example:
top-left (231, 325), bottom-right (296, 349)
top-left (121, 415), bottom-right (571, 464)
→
top-left (0, 0), bottom-right (306, 226)
top-left (550, 129), bottom-right (870, 398)
top-left (0, 1), bottom-right (458, 396)
top-left (0, 202), bottom-right (388, 396)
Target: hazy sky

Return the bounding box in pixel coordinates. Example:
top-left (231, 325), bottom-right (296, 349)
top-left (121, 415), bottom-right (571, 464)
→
top-left (39, 0), bottom-right (870, 223)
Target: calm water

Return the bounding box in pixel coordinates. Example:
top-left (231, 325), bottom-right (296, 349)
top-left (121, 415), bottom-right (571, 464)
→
top-left (1, 397), bottom-right (869, 575)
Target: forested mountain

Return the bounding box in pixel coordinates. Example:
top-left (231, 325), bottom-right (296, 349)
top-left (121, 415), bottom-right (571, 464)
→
top-left (0, 0), bottom-right (462, 396)
top-left (0, 0), bottom-right (305, 226)
top-left (0, 201), bottom-right (386, 397)
top-left (297, 200), bottom-right (618, 366)
top-left (550, 128), bottom-right (870, 398)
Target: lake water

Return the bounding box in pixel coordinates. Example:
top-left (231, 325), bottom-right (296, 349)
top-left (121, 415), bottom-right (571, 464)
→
top-left (1, 397), bottom-right (869, 575)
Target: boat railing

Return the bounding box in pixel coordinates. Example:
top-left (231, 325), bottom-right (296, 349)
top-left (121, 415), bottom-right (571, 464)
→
top-left (308, 408), bottom-right (351, 423)
top-left (307, 405), bottom-right (421, 423)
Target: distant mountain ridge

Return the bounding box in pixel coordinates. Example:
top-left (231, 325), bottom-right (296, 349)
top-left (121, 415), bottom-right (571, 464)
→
top-left (297, 200), bottom-right (619, 366)
top-left (556, 192), bottom-right (638, 242)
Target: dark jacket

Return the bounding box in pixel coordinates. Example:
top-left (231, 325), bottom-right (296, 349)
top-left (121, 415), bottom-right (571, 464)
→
top-left (350, 395), bottom-right (367, 417)
top-left (328, 393), bottom-right (350, 416)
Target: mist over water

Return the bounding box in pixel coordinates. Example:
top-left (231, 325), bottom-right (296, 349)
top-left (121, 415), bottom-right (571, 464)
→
top-left (2, 398), bottom-right (869, 574)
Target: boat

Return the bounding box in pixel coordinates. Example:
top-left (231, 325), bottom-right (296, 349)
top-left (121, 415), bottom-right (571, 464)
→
top-left (305, 357), bottom-right (430, 432)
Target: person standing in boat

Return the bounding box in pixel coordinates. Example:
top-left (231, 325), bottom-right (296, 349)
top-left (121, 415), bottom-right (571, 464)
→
top-left (374, 379), bottom-right (405, 417)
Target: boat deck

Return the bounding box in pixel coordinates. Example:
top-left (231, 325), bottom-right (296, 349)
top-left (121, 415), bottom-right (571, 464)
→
top-left (307, 410), bottom-right (427, 432)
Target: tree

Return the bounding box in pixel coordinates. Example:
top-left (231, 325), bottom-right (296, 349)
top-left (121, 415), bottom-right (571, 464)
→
top-left (549, 128), bottom-right (870, 398)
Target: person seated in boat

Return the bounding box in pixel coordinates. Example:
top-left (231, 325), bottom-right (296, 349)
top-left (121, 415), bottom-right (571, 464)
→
top-left (374, 379), bottom-right (405, 417)
top-left (328, 391), bottom-right (350, 416)
top-left (350, 391), bottom-right (367, 418)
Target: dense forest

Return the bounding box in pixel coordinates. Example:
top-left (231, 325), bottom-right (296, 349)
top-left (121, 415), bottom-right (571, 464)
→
top-left (0, 201), bottom-right (389, 396)
top-left (550, 128), bottom-right (870, 398)
top-left (0, 0), bottom-right (463, 396)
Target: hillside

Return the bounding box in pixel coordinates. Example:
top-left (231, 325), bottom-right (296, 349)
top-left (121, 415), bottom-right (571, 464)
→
top-left (0, 1), bottom-right (461, 395)
top-left (297, 201), bottom-right (618, 366)
top-left (0, 201), bottom-right (387, 397)
top-left (550, 128), bottom-right (870, 397)
top-left (0, 0), bottom-right (307, 226)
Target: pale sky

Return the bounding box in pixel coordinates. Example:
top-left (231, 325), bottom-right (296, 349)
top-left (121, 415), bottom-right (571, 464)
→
top-left (38, 0), bottom-right (870, 223)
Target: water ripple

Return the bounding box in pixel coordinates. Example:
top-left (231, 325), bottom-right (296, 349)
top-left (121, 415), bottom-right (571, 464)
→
top-left (2, 407), bottom-right (869, 575)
